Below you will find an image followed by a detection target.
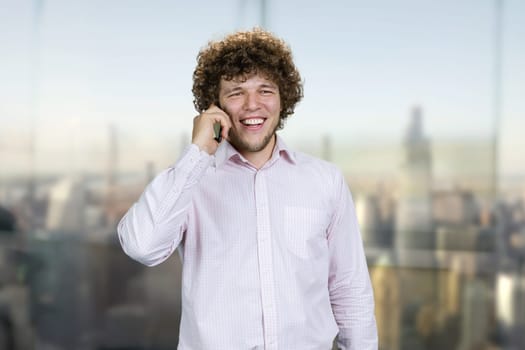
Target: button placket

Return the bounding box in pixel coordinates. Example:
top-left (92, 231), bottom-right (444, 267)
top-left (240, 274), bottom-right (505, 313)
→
top-left (254, 170), bottom-right (278, 349)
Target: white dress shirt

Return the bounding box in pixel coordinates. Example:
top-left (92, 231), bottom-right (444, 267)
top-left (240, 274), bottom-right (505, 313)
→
top-left (118, 136), bottom-right (377, 349)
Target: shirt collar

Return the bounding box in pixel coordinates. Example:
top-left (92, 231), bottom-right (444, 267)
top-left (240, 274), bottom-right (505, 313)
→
top-left (214, 134), bottom-right (297, 169)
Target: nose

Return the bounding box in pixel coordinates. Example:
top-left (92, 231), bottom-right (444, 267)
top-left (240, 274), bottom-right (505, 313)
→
top-left (243, 91), bottom-right (260, 111)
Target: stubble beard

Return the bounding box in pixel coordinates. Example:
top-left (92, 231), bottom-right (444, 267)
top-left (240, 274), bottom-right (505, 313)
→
top-left (228, 119), bottom-right (280, 154)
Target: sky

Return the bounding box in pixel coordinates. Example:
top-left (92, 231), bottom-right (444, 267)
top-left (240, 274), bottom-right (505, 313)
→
top-left (0, 0), bottom-right (524, 177)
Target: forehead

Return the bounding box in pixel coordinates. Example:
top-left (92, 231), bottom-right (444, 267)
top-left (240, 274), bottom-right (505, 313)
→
top-left (220, 73), bottom-right (278, 90)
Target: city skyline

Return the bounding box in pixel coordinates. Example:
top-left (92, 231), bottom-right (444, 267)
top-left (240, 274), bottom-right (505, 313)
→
top-left (1, 0), bottom-right (524, 177)
top-left (1, 2), bottom-right (524, 349)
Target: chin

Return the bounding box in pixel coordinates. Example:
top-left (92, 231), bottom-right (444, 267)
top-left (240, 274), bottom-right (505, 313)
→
top-left (232, 134), bottom-right (274, 153)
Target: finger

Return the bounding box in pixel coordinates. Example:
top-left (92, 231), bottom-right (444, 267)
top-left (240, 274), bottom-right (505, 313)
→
top-left (205, 106), bottom-right (229, 120)
top-left (201, 105), bottom-right (232, 138)
top-left (203, 103), bottom-right (222, 115)
top-left (206, 108), bottom-right (231, 129)
top-left (221, 122), bottom-right (231, 141)
top-left (210, 115), bottom-right (230, 142)
top-left (219, 114), bottom-right (232, 140)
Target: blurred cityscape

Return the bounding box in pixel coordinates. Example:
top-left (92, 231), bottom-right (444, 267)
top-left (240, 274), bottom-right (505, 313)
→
top-left (1, 106), bottom-right (524, 349)
top-left (2, 0), bottom-right (525, 349)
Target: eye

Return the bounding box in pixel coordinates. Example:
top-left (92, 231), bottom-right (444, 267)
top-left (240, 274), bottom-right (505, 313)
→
top-left (261, 90), bottom-right (274, 95)
top-left (229, 91), bottom-right (242, 97)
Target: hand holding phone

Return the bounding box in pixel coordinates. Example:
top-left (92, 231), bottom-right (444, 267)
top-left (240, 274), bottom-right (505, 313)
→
top-left (192, 104), bottom-right (230, 155)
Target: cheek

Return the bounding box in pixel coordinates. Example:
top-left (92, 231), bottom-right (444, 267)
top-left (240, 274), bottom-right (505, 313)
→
top-left (229, 99), bottom-right (248, 112)
top-left (270, 100), bottom-right (281, 114)
top-left (271, 95), bottom-right (281, 111)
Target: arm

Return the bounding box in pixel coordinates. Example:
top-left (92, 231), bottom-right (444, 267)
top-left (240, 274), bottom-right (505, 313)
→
top-left (118, 105), bottom-right (232, 266)
top-left (117, 144), bottom-right (212, 266)
top-left (327, 171), bottom-right (378, 350)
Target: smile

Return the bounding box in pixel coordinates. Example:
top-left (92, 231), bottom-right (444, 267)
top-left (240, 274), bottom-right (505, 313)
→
top-left (241, 118), bottom-right (265, 126)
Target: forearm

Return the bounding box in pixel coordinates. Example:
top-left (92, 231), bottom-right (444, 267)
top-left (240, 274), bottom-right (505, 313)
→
top-left (330, 245), bottom-right (377, 350)
top-left (332, 278), bottom-right (377, 350)
top-left (117, 144), bottom-right (212, 266)
top-left (336, 327), bottom-right (377, 350)
top-left (328, 171), bottom-right (378, 349)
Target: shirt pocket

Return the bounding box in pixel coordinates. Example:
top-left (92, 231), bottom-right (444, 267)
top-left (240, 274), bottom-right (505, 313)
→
top-left (284, 206), bottom-right (328, 259)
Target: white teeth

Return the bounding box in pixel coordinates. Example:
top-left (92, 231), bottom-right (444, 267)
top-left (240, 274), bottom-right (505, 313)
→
top-left (242, 118), bottom-right (264, 125)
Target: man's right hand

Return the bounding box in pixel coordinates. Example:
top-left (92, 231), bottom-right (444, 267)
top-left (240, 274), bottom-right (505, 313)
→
top-left (192, 104), bottom-right (231, 155)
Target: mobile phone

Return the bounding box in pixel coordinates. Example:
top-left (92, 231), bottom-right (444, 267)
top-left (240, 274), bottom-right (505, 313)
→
top-left (213, 122), bottom-right (222, 143)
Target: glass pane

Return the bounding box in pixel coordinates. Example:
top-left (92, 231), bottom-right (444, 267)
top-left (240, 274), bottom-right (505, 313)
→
top-left (1, 1), bottom-right (524, 349)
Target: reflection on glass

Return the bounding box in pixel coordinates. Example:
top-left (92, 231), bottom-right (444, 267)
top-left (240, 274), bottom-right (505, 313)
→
top-left (1, 1), bottom-right (524, 349)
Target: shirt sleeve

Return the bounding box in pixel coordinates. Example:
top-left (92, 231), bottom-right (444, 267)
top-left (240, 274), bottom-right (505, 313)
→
top-left (327, 170), bottom-right (378, 350)
top-left (117, 144), bottom-right (213, 266)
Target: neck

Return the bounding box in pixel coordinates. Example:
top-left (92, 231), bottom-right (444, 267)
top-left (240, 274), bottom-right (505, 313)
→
top-left (241, 135), bottom-right (276, 170)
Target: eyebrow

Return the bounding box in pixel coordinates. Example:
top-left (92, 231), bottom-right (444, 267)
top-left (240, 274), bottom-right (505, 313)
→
top-left (259, 83), bottom-right (278, 90)
top-left (222, 86), bottom-right (242, 95)
top-left (222, 83), bottom-right (277, 95)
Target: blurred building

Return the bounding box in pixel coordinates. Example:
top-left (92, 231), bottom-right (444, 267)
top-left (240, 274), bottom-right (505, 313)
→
top-left (45, 177), bottom-right (86, 233)
top-left (0, 205), bottom-right (16, 232)
top-left (369, 255), bottom-right (401, 350)
top-left (494, 199), bottom-right (525, 349)
top-left (356, 190), bottom-right (395, 249)
top-left (395, 106), bottom-right (433, 252)
top-left (367, 105), bottom-right (505, 350)
top-left (458, 279), bottom-right (491, 350)
top-left (496, 271), bottom-right (525, 348)
top-left (433, 189), bottom-right (494, 252)
top-left (0, 205), bottom-right (33, 349)
top-left (432, 190), bottom-right (478, 227)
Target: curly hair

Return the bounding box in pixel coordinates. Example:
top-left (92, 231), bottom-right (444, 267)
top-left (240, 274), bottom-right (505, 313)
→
top-left (192, 28), bottom-right (303, 129)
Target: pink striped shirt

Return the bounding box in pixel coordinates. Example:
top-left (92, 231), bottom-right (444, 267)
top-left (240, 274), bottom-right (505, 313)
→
top-left (118, 136), bottom-right (377, 349)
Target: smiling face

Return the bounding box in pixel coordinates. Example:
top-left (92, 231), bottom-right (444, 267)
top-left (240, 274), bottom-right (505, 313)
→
top-left (218, 73), bottom-right (281, 164)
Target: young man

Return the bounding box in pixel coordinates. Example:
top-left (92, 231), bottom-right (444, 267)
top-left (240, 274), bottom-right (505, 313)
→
top-left (118, 29), bottom-right (377, 349)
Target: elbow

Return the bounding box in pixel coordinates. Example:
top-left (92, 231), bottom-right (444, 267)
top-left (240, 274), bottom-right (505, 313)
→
top-left (117, 220), bottom-right (174, 267)
top-left (121, 242), bottom-right (165, 267)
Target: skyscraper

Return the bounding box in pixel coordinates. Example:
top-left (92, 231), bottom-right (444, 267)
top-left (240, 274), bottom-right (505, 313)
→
top-left (395, 106), bottom-right (434, 252)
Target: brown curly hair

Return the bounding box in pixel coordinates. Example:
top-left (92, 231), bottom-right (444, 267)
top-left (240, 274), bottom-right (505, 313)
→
top-left (192, 28), bottom-right (303, 129)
